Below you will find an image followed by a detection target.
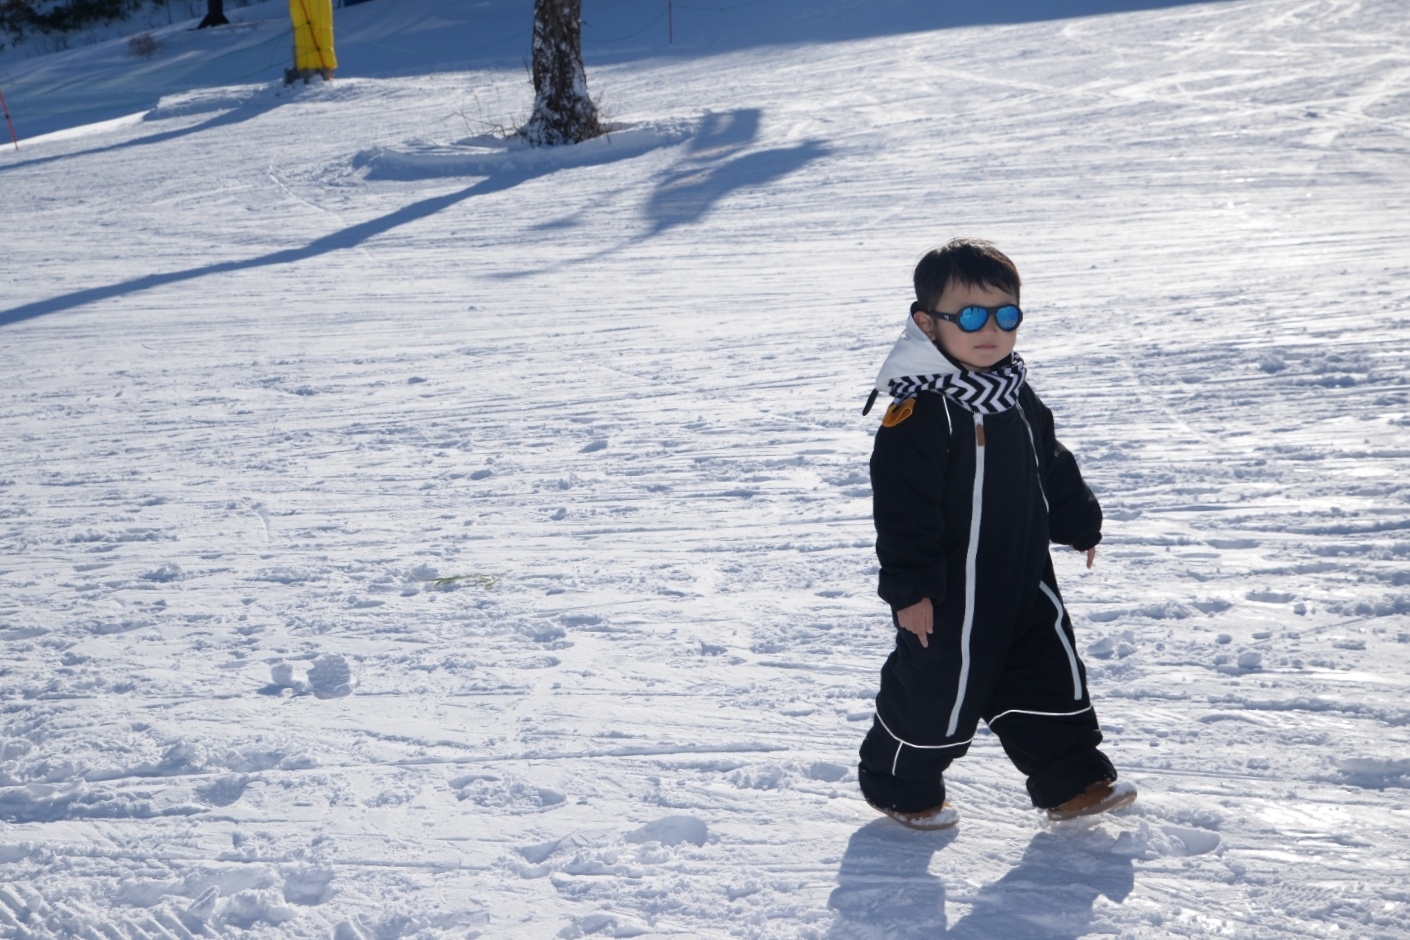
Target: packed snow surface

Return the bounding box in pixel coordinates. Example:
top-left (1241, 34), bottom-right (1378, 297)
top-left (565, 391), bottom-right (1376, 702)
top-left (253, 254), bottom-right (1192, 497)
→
top-left (2, 0), bottom-right (1410, 937)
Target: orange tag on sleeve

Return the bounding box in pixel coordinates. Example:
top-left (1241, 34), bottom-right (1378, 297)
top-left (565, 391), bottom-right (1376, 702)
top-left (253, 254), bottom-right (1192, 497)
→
top-left (882, 397), bottom-right (916, 428)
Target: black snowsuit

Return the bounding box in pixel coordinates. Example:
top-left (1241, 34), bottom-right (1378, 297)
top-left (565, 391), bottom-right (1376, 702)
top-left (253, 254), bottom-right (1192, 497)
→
top-left (858, 384), bottom-right (1117, 812)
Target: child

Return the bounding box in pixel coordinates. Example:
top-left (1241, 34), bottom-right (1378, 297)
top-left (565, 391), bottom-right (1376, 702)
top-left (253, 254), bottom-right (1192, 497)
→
top-left (857, 238), bottom-right (1134, 830)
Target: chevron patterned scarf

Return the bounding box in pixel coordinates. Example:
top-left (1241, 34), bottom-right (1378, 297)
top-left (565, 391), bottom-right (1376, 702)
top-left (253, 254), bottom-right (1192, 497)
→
top-left (886, 353), bottom-right (1027, 414)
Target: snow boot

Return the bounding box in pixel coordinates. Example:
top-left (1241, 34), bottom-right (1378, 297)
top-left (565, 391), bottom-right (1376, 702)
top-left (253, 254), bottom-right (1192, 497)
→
top-left (1045, 778), bottom-right (1137, 821)
top-left (869, 800), bottom-right (959, 831)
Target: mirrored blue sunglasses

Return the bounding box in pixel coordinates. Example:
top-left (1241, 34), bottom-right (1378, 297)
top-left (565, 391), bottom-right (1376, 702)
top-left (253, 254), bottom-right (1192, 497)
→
top-left (921, 303), bottom-right (1023, 333)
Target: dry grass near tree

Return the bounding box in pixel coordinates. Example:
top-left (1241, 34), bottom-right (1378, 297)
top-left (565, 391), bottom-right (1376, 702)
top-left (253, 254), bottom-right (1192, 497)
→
top-left (127, 31), bottom-right (160, 57)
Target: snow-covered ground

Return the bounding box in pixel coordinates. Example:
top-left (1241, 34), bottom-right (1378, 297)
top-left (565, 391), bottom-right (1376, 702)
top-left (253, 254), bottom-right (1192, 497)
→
top-left (2, 0), bottom-right (1409, 936)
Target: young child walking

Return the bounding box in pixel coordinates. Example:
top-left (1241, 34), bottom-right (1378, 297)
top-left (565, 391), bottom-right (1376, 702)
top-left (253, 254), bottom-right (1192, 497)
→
top-left (858, 238), bottom-right (1134, 830)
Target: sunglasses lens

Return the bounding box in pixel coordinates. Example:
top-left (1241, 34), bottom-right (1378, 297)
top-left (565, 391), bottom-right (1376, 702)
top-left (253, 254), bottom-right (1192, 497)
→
top-left (957, 306), bottom-right (990, 331)
top-left (996, 305), bottom-right (1021, 330)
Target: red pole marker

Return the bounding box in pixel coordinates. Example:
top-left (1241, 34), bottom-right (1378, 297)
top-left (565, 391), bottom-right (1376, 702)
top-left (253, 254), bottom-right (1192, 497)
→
top-left (0, 86), bottom-right (17, 150)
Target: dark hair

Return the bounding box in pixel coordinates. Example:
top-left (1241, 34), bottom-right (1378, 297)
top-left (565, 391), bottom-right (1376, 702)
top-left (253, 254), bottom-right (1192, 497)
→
top-left (911, 238), bottom-right (1021, 313)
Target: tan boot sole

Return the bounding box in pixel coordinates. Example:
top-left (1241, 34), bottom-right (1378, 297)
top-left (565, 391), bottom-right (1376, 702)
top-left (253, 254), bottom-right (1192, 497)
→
top-left (871, 801), bottom-right (959, 831)
top-left (1046, 779), bottom-right (1137, 821)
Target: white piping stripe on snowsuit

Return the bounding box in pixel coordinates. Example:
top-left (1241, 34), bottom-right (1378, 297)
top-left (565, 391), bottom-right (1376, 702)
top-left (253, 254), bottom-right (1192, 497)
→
top-left (988, 704), bottom-right (1093, 725)
top-left (874, 710), bottom-right (975, 775)
top-left (946, 412), bottom-right (986, 738)
top-left (1038, 581), bottom-right (1083, 701)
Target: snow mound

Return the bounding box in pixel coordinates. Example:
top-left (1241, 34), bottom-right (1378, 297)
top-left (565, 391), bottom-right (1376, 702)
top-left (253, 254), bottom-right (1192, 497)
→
top-left (451, 773), bottom-right (566, 812)
top-left (0, 780), bottom-right (203, 823)
top-left (1108, 820), bottom-right (1223, 859)
top-left (139, 562), bottom-right (183, 582)
top-left (558, 910), bottom-right (650, 938)
top-left (264, 654), bottom-right (357, 698)
top-left (352, 119), bottom-right (696, 181)
top-left (623, 815), bottom-right (709, 848)
top-left (281, 867), bottom-right (335, 907)
top-left (1337, 757), bottom-right (1410, 777)
top-left (144, 83), bottom-right (275, 122)
top-left (218, 888), bottom-right (297, 929)
top-left (306, 653), bottom-right (356, 698)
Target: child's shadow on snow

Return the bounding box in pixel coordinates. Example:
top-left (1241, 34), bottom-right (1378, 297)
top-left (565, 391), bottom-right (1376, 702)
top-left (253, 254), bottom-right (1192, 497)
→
top-left (829, 823), bottom-right (1134, 940)
top-left (948, 830), bottom-right (1134, 939)
top-left (828, 819), bottom-right (954, 938)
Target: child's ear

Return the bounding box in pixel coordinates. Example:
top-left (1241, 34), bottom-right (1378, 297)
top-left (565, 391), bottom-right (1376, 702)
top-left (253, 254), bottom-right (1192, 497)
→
top-left (912, 310), bottom-right (938, 340)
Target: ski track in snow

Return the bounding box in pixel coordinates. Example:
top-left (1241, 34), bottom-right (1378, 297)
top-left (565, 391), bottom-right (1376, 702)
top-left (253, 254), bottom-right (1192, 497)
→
top-left (2, 0), bottom-right (1410, 936)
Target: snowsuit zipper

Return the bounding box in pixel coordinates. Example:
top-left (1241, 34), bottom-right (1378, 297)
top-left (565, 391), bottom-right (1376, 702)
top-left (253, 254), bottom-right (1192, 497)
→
top-left (947, 413), bottom-right (986, 738)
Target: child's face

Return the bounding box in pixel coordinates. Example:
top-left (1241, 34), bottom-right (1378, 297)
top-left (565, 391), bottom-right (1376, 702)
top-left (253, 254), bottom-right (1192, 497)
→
top-left (912, 279), bottom-right (1019, 372)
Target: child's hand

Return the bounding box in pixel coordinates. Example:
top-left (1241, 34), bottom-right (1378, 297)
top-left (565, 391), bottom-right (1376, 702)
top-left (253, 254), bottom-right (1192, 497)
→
top-left (1083, 547), bottom-right (1097, 569)
top-left (897, 598), bottom-right (934, 648)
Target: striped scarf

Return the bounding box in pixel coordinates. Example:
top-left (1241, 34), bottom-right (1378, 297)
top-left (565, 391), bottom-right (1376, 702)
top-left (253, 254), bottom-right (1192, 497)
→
top-left (887, 353), bottom-right (1027, 414)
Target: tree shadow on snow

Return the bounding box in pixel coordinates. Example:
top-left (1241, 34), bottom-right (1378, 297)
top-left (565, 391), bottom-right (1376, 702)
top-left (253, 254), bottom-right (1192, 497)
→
top-left (828, 823), bottom-right (1135, 939)
top-left (0, 108), bottom-right (824, 323)
top-left (494, 108), bottom-right (827, 279)
top-left (642, 108), bottom-right (827, 237)
top-left (0, 168), bottom-right (543, 328)
top-left (0, 92), bottom-right (286, 177)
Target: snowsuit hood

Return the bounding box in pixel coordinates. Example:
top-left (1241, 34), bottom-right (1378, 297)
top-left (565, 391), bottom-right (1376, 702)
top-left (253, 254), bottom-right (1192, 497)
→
top-left (872, 315), bottom-right (963, 395)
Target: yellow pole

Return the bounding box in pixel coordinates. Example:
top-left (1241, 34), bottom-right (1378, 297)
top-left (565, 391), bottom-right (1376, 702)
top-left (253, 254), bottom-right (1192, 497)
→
top-left (289, 0), bottom-right (337, 74)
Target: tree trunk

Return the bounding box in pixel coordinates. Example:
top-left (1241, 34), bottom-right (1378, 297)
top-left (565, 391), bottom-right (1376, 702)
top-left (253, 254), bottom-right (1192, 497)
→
top-left (197, 0), bottom-right (229, 29)
top-left (521, 0), bottom-right (601, 147)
